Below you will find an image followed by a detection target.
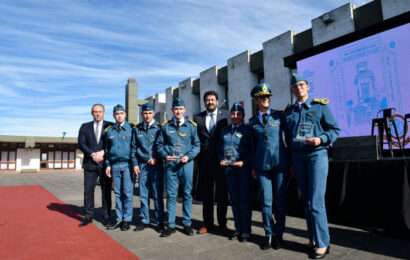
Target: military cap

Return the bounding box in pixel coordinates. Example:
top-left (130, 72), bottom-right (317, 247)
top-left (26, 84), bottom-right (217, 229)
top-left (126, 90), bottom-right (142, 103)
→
top-left (113, 104), bottom-right (125, 113)
top-left (290, 73), bottom-right (308, 86)
top-left (230, 102), bottom-right (245, 115)
top-left (250, 83), bottom-right (272, 97)
top-left (172, 98), bottom-right (185, 108)
top-left (141, 103), bottom-right (154, 112)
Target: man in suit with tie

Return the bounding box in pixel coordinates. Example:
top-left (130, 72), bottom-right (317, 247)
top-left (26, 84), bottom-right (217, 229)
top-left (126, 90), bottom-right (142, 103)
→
top-left (193, 91), bottom-right (229, 234)
top-left (78, 103), bottom-right (113, 227)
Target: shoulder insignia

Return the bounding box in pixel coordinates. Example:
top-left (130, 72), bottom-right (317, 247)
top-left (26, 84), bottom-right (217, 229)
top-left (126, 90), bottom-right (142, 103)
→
top-left (313, 98), bottom-right (329, 105)
top-left (104, 125), bottom-right (112, 133)
top-left (188, 119), bottom-right (197, 127)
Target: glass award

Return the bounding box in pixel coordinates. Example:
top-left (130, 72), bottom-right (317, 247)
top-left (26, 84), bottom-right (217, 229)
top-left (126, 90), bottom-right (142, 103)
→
top-left (173, 143), bottom-right (183, 163)
top-left (224, 147), bottom-right (236, 166)
top-left (295, 122), bottom-right (314, 142)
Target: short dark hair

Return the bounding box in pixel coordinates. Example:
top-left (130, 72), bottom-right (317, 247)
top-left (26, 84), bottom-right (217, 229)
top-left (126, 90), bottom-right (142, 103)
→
top-left (91, 103), bottom-right (105, 112)
top-left (203, 91), bottom-right (219, 101)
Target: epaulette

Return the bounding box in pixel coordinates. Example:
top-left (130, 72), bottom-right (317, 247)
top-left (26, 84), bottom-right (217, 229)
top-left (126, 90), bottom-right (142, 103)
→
top-left (312, 98), bottom-right (329, 105)
top-left (188, 119), bottom-right (197, 127)
top-left (161, 120), bottom-right (170, 126)
top-left (104, 125), bottom-right (112, 133)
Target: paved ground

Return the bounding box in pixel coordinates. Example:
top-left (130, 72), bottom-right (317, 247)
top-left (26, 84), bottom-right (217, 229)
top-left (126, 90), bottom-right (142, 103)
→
top-left (0, 172), bottom-right (409, 260)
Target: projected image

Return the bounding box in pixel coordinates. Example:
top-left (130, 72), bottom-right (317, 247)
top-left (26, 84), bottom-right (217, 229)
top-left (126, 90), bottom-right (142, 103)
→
top-left (297, 23), bottom-right (410, 137)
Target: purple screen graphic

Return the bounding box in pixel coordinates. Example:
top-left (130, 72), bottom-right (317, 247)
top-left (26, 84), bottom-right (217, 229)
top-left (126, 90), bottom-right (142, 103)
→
top-left (297, 23), bottom-right (410, 137)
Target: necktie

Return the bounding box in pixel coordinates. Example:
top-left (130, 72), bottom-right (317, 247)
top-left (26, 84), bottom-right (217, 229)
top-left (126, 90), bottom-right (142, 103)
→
top-left (208, 113), bottom-right (215, 132)
top-left (95, 122), bottom-right (100, 143)
top-left (262, 113), bottom-right (269, 126)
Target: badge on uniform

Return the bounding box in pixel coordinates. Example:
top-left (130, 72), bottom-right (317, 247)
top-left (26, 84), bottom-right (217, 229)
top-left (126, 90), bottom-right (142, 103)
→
top-left (234, 132), bottom-right (243, 138)
top-left (178, 131), bottom-right (187, 137)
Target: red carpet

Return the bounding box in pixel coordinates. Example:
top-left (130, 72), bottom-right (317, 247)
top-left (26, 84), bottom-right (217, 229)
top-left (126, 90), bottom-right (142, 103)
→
top-left (0, 185), bottom-right (139, 260)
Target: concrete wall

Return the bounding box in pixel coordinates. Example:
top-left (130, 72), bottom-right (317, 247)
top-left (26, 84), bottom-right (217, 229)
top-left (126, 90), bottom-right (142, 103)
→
top-left (165, 87), bottom-right (174, 120)
top-left (312, 3), bottom-right (355, 46)
top-left (263, 31), bottom-right (294, 110)
top-left (199, 66), bottom-right (226, 111)
top-left (381, 0), bottom-right (410, 20)
top-left (178, 78), bottom-right (200, 118)
top-left (227, 51), bottom-right (258, 121)
top-left (16, 148), bottom-right (40, 172)
top-left (125, 78), bottom-right (138, 125)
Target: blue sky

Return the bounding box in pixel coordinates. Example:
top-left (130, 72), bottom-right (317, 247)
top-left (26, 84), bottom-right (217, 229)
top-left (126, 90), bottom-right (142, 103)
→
top-left (0, 0), bottom-right (369, 137)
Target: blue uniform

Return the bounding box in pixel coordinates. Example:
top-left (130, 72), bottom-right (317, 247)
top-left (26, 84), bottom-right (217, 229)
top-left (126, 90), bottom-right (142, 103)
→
top-left (104, 122), bottom-right (136, 223)
top-left (218, 124), bottom-right (252, 236)
top-left (283, 97), bottom-right (340, 248)
top-left (249, 109), bottom-right (288, 238)
top-left (132, 120), bottom-right (164, 226)
top-left (155, 117), bottom-right (200, 228)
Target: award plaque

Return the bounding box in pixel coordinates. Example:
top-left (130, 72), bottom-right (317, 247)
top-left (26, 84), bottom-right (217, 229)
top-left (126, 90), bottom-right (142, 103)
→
top-left (224, 147), bottom-right (237, 166)
top-left (295, 122), bottom-right (314, 142)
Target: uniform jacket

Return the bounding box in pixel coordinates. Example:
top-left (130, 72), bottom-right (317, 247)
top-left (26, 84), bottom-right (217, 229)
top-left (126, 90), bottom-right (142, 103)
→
top-left (283, 97), bottom-right (340, 153)
top-left (155, 117), bottom-right (200, 163)
top-left (104, 122), bottom-right (137, 167)
top-left (218, 123), bottom-right (253, 169)
top-left (78, 120), bottom-right (113, 171)
top-left (132, 121), bottom-right (161, 164)
top-left (249, 109), bottom-right (288, 172)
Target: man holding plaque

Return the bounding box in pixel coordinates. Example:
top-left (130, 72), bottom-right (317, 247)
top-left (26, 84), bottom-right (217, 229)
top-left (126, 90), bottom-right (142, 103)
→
top-left (283, 74), bottom-right (340, 259)
top-left (156, 98), bottom-right (200, 237)
top-left (249, 83), bottom-right (288, 250)
top-left (218, 103), bottom-right (252, 242)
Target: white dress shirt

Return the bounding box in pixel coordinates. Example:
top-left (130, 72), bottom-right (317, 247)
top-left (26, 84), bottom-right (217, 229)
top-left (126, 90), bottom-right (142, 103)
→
top-left (93, 120), bottom-right (103, 143)
top-left (206, 108), bottom-right (218, 132)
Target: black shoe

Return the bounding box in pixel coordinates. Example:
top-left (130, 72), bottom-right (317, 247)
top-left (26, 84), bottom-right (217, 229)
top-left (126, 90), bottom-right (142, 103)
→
top-left (160, 227), bottom-right (176, 237)
top-left (102, 216), bottom-right (112, 227)
top-left (121, 221), bottom-right (130, 231)
top-left (229, 231), bottom-right (240, 241)
top-left (106, 221), bottom-right (122, 230)
top-left (134, 223), bottom-right (148, 231)
top-left (156, 223), bottom-right (165, 233)
top-left (271, 235), bottom-right (283, 250)
top-left (183, 226), bottom-right (194, 236)
top-left (238, 233), bottom-right (250, 243)
top-left (79, 217), bottom-right (92, 227)
top-left (261, 236), bottom-right (272, 250)
top-left (310, 246), bottom-right (330, 259)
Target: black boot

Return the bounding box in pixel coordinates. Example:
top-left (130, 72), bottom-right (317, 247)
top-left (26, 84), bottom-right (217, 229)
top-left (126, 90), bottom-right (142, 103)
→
top-left (261, 236), bottom-right (271, 250)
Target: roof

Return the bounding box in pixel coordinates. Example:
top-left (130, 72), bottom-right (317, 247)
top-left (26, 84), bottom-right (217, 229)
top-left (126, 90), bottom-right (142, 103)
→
top-left (0, 135), bottom-right (77, 148)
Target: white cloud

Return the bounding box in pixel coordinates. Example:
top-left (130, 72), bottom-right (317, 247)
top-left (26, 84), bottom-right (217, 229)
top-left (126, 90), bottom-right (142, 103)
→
top-left (0, 0), bottom-right (372, 136)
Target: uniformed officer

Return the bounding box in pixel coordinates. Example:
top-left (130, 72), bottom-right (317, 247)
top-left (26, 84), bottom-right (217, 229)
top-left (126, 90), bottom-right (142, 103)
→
top-left (249, 83), bottom-right (288, 250)
top-left (133, 103), bottom-right (164, 232)
top-left (219, 103), bottom-right (252, 242)
top-left (156, 98), bottom-right (200, 237)
top-left (105, 104), bottom-right (139, 231)
top-left (283, 74), bottom-right (340, 259)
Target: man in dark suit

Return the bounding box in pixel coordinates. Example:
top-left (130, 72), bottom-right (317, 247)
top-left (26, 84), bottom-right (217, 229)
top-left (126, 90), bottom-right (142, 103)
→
top-left (78, 103), bottom-right (113, 227)
top-left (193, 91), bottom-right (229, 234)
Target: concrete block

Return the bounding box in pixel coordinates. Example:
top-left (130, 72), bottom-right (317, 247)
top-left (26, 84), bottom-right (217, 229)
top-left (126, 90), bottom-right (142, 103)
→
top-left (178, 78), bottom-right (200, 118)
top-left (381, 0), bottom-right (410, 20)
top-left (312, 3), bottom-right (355, 46)
top-left (227, 50), bottom-right (258, 121)
top-left (263, 31), bottom-right (294, 110)
top-left (165, 87), bottom-right (175, 120)
top-left (199, 66), bottom-right (227, 111)
top-left (125, 78), bottom-right (138, 125)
